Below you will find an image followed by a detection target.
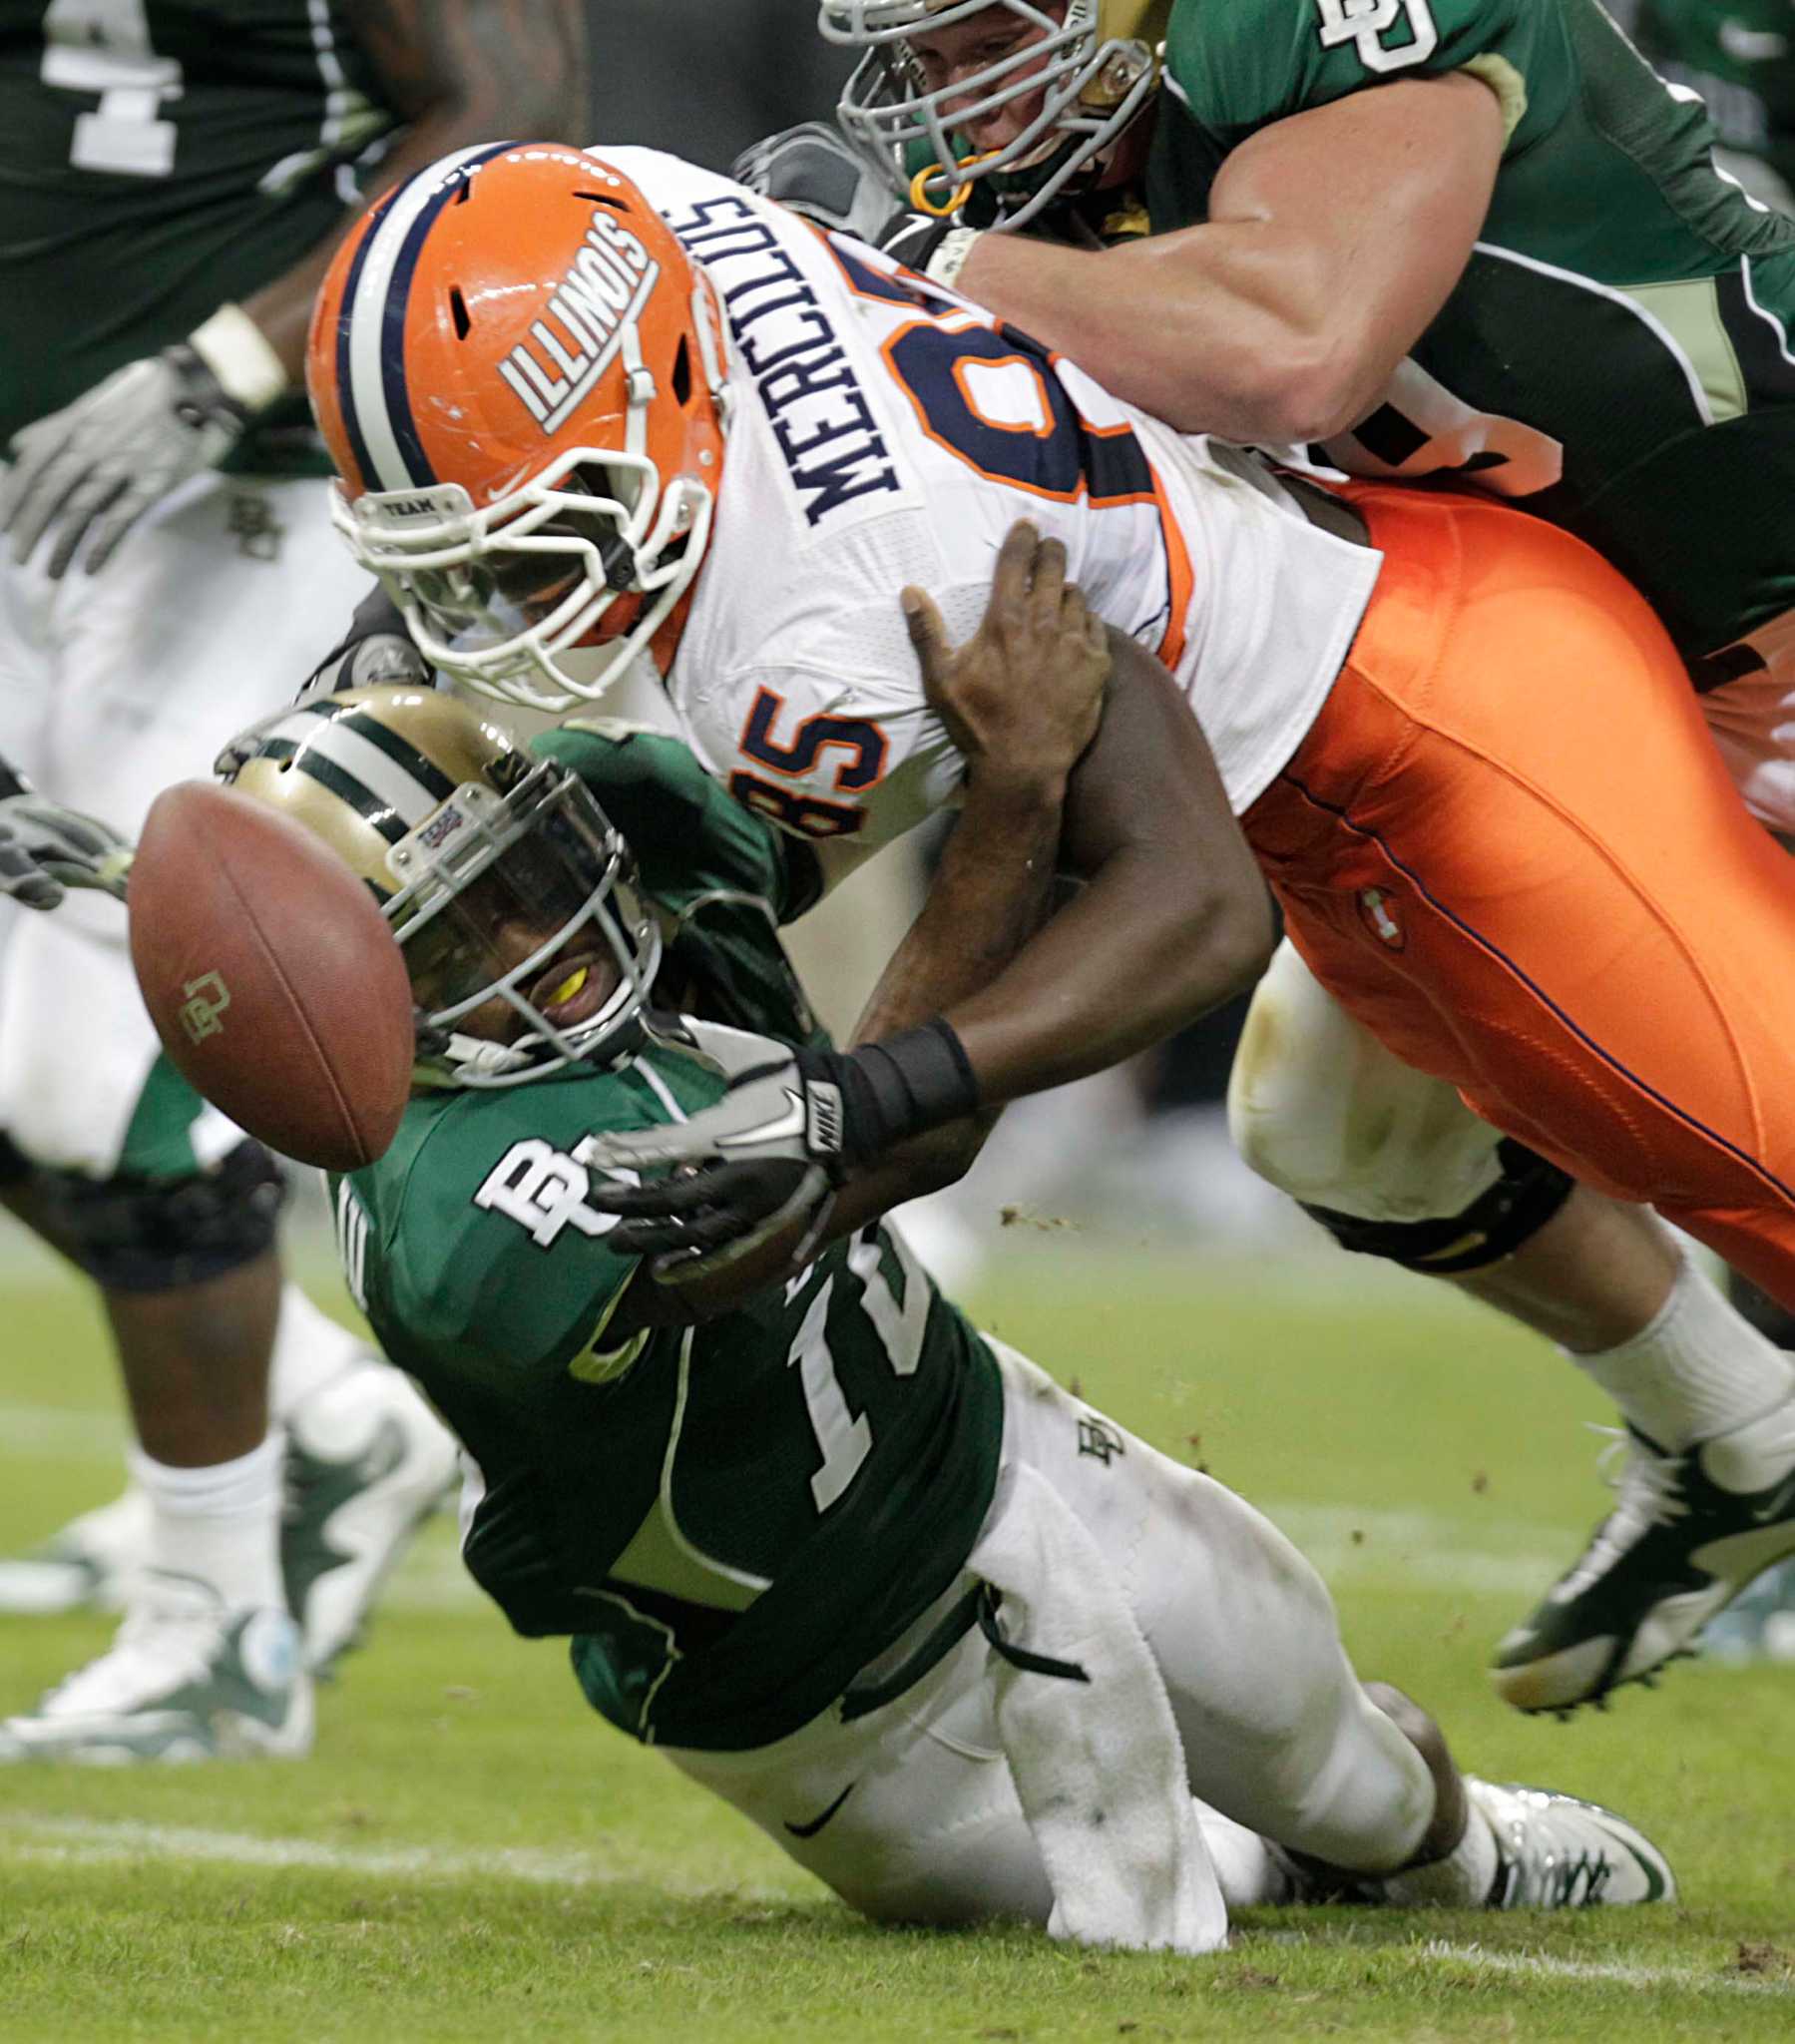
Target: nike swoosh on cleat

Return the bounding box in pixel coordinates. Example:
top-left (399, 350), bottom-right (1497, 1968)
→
top-left (784, 1781), bottom-right (855, 1838)
top-left (1597, 1826), bottom-right (1670, 1903)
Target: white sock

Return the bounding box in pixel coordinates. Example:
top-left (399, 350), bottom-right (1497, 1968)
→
top-left (129, 1435), bottom-right (285, 1612)
top-left (267, 1283), bottom-right (370, 1424)
top-left (1569, 1255), bottom-right (1795, 1450)
top-left (1379, 1800), bottom-right (1501, 1908)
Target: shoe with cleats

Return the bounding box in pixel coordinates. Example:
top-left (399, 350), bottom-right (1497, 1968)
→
top-left (1490, 1392), bottom-right (1795, 1713)
top-left (1467, 1780), bottom-right (1674, 1907)
top-left (0, 1571), bottom-right (311, 1764)
top-left (0, 1484), bottom-right (151, 1616)
top-left (282, 1359), bottom-right (459, 1676)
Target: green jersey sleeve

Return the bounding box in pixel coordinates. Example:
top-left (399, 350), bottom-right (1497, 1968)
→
top-left (1160, 0), bottom-right (1558, 160)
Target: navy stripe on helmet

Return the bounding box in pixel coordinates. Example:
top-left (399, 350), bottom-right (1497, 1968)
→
top-left (333, 203), bottom-right (387, 496)
top-left (379, 140), bottom-right (520, 489)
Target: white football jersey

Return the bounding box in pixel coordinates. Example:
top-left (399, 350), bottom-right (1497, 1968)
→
top-left (604, 149), bottom-right (1383, 873)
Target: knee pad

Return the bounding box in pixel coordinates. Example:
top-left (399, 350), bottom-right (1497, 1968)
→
top-left (31, 1138), bottom-right (286, 1292)
top-left (1303, 1139), bottom-right (1574, 1275)
top-left (1228, 940), bottom-right (1572, 1272)
top-left (1229, 941), bottom-right (1510, 1221)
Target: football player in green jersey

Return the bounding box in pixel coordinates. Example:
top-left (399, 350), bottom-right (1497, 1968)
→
top-left (153, 534), bottom-right (1667, 1933)
top-left (746, 0), bottom-right (1795, 1717)
top-left (0, 0), bottom-right (587, 1762)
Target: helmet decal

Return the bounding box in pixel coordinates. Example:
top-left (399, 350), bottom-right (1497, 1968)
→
top-left (498, 205), bottom-right (663, 433)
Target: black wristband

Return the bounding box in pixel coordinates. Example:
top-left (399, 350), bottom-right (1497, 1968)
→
top-left (807, 1018), bottom-right (981, 1167)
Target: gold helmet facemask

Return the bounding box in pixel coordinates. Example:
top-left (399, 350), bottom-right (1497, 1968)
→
top-left (820, 1), bottom-right (1167, 229)
top-left (227, 688), bottom-right (662, 1089)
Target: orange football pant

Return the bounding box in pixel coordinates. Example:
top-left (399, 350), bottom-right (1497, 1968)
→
top-left (1242, 482), bottom-right (1795, 1309)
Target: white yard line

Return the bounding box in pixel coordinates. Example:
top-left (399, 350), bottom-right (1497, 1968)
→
top-left (1417, 1938), bottom-right (1790, 1997)
top-left (0, 1403), bottom-right (125, 1459)
top-left (0, 1391), bottom-right (1575, 1601)
top-left (0, 1812), bottom-right (732, 1893)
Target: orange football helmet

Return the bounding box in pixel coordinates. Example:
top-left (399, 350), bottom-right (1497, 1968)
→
top-left (308, 143), bottom-right (731, 713)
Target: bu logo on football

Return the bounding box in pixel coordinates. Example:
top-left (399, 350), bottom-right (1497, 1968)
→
top-left (179, 971), bottom-right (231, 1044)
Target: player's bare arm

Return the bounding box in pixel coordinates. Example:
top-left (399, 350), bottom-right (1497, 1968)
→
top-left (957, 73), bottom-right (1503, 441)
top-left (596, 523), bottom-right (1118, 1312)
top-left (590, 563), bottom-right (1276, 1287)
top-left (245, 0), bottom-right (590, 384)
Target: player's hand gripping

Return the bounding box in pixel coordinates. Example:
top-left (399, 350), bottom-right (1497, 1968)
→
top-left (903, 519), bottom-right (1109, 797)
top-left (584, 524), bottom-right (1110, 1284)
top-left (731, 122), bottom-right (902, 240)
top-left (2, 307), bottom-right (285, 579)
top-left (0, 760), bottom-right (133, 910)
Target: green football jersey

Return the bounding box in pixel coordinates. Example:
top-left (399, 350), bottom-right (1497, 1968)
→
top-left (1148, 0), bottom-right (1795, 670)
top-left (1621, 0), bottom-right (1795, 209)
top-left (0, 1), bottom-right (398, 452)
top-left (328, 727), bottom-right (1004, 1754)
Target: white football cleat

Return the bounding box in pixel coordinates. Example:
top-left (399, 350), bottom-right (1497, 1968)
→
top-left (1467, 1780), bottom-right (1674, 1907)
top-left (0, 1571), bottom-right (312, 1764)
top-left (281, 1359), bottom-right (459, 1675)
top-left (0, 1484), bottom-right (152, 1616)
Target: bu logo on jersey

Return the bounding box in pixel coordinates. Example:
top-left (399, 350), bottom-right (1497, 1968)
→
top-left (1313, 0), bottom-right (1438, 73)
top-left (475, 1137), bottom-right (624, 1248)
top-left (498, 210), bottom-right (662, 434)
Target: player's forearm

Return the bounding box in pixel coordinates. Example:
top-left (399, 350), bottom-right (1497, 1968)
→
top-left (959, 228), bottom-right (1362, 445)
top-left (852, 773), bottom-right (1066, 1048)
top-left (819, 771), bottom-right (1067, 1235)
top-left (957, 73), bottom-right (1501, 447)
top-left (942, 637), bottom-right (1276, 1103)
top-left (242, 0), bottom-right (590, 385)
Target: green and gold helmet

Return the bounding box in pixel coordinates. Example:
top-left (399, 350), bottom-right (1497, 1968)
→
top-left (228, 687), bottom-right (661, 1089)
top-left (820, 1), bottom-right (1168, 227)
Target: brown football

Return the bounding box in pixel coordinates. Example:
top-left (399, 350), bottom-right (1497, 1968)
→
top-left (128, 780), bottom-right (414, 1172)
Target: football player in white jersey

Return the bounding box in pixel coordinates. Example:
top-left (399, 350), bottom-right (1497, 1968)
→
top-left (304, 144), bottom-right (1795, 1721)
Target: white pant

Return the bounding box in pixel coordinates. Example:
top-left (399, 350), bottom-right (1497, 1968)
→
top-left (0, 468), bottom-right (373, 1175)
top-left (667, 1344), bottom-right (1432, 1933)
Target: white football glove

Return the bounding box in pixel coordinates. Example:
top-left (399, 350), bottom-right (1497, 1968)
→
top-left (2, 305), bottom-right (287, 579)
top-left (586, 1017), bottom-right (979, 1284)
top-left (0, 769), bottom-right (133, 911)
top-left (732, 122), bottom-right (903, 240)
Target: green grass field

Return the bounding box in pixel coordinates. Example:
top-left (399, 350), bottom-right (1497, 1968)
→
top-left (0, 1240), bottom-right (1790, 2042)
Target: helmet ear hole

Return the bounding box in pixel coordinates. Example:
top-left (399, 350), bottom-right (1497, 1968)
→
top-left (672, 336), bottom-right (692, 408)
top-left (449, 285), bottom-right (471, 340)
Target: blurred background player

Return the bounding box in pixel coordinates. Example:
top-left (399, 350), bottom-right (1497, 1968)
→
top-left (0, 0), bottom-right (596, 1762)
top-left (777, 0), bottom-right (1795, 1705)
